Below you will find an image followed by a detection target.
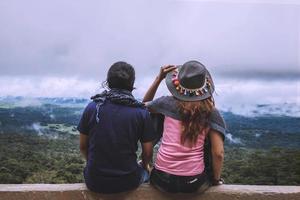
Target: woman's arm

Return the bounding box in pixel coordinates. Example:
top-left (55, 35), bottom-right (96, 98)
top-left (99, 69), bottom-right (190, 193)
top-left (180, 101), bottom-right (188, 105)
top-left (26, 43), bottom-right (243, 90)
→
top-left (143, 65), bottom-right (176, 102)
top-left (209, 130), bottom-right (224, 184)
top-left (80, 134), bottom-right (89, 161)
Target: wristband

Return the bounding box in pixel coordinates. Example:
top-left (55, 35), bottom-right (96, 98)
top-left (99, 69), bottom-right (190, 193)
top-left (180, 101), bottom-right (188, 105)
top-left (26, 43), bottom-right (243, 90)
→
top-left (212, 178), bottom-right (225, 186)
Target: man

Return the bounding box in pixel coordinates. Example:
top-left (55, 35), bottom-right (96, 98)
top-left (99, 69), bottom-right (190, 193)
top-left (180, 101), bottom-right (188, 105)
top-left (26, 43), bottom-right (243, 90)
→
top-left (77, 61), bottom-right (155, 193)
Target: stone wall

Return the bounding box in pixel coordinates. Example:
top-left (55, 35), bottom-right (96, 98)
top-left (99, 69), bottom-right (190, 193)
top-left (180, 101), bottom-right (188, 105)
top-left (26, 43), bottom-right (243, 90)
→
top-left (0, 184), bottom-right (300, 200)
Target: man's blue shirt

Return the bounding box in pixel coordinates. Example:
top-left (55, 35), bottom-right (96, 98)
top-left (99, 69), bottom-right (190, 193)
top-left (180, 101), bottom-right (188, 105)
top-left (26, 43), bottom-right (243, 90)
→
top-left (77, 100), bottom-right (155, 193)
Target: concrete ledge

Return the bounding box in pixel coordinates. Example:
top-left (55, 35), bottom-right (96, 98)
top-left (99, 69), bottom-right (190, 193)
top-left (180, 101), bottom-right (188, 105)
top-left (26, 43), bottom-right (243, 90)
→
top-left (0, 183), bottom-right (300, 200)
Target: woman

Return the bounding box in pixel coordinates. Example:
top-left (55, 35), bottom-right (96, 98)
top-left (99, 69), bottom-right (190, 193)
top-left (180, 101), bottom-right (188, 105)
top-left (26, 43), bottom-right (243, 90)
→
top-left (143, 60), bottom-right (226, 193)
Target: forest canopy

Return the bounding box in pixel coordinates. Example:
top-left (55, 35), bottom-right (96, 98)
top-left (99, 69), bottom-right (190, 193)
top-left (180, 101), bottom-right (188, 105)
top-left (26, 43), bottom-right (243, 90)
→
top-left (0, 133), bottom-right (299, 185)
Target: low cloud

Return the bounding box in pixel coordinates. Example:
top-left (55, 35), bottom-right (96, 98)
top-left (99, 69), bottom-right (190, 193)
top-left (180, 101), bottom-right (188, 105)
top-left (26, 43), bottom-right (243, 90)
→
top-left (216, 70), bottom-right (300, 80)
top-left (0, 76), bottom-right (100, 98)
top-left (225, 133), bottom-right (243, 144)
top-left (30, 122), bottom-right (43, 136)
top-left (178, 0), bottom-right (300, 5)
top-left (0, 75), bottom-right (299, 106)
top-left (0, 0), bottom-right (299, 80)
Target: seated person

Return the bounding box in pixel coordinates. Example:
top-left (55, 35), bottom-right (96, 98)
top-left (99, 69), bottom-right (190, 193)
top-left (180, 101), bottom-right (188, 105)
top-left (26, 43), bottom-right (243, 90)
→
top-left (78, 61), bottom-right (155, 193)
top-left (143, 60), bottom-right (226, 193)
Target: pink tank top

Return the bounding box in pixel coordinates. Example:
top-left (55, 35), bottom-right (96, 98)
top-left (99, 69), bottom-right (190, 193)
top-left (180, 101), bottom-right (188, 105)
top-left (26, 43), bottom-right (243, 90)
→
top-left (155, 116), bottom-right (206, 176)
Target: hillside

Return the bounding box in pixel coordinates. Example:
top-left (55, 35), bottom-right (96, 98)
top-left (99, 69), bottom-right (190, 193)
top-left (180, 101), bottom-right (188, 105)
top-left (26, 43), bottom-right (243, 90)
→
top-left (0, 97), bottom-right (299, 184)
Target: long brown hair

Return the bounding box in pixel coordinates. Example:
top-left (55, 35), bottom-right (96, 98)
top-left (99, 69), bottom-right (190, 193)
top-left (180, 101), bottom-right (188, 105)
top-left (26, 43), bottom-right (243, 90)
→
top-left (177, 97), bottom-right (215, 146)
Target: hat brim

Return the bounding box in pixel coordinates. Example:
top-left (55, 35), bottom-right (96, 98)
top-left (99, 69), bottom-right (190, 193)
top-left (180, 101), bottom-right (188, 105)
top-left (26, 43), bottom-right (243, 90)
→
top-left (165, 66), bottom-right (215, 102)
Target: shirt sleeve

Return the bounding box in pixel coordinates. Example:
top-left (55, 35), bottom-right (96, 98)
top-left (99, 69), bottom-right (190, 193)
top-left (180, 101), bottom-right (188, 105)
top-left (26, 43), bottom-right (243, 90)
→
top-left (140, 110), bottom-right (157, 143)
top-left (77, 104), bottom-right (91, 135)
top-left (147, 96), bottom-right (172, 112)
top-left (146, 96), bottom-right (182, 120)
top-left (146, 96), bottom-right (165, 112)
top-left (209, 108), bottom-right (226, 141)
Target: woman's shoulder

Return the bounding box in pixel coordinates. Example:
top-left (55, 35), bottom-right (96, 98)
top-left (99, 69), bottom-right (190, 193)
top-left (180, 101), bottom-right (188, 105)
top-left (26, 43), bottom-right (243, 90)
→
top-left (146, 96), bottom-right (177, 112)
top-left (209, 107), bottom-right (226, 140)
top-left (148, 96), bottom-right (176, 106)
top-left (210, 108), bottom-right (225, 124)
top-left (147, 96), bottom-right (181, 120)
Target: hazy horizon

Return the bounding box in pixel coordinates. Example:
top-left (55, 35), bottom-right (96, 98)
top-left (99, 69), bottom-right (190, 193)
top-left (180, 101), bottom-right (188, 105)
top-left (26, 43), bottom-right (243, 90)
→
top-left (0, 0), bottom-right (299, 107)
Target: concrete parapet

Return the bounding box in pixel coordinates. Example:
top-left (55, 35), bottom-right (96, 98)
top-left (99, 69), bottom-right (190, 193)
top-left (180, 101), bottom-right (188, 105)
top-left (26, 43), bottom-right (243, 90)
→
top-left (0, 184), bottom-right (300, 200)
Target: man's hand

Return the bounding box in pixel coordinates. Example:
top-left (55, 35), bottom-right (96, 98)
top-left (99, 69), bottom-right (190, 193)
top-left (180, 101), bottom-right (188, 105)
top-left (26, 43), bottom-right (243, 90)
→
top-left (138, 160), bottom-right (151, 173)
top-left (141, 141), bottom-right (153, 172)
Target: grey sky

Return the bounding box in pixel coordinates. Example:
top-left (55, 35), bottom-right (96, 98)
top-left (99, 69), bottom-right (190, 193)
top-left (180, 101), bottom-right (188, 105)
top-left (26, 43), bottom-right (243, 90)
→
top-left (0, 0), bottom-right (299, 81)
top-left (0, 0), bottom-right (299, 109)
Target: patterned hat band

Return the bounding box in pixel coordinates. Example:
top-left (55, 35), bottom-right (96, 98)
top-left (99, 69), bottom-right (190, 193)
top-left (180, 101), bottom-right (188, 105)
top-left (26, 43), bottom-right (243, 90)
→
top-left (171, 68), bottom-right (212, 97)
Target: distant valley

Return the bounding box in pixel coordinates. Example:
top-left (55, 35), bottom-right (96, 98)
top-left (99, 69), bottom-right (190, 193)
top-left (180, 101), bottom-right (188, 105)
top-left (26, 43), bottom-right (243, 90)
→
top-left (0, 96), bottom-right (299, 149)
top-left (0, 96), bottom-right (299, 185)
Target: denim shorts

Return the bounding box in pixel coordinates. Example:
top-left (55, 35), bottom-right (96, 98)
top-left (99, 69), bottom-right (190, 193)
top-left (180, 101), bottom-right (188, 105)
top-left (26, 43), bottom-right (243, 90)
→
top-left (138, 164), bottom-right (150, 184)
top-left (150, 168), bottom-right (210, 193)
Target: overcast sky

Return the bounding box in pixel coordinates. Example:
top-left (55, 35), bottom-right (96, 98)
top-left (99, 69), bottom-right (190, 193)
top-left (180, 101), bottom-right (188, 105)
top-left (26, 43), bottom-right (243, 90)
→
top-left (0, 0), bottom-right (299, 107)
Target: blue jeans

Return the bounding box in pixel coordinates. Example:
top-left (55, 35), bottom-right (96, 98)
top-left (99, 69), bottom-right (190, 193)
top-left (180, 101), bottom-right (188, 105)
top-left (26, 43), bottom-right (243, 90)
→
top-left (138, 164), bottom-right (150, 184)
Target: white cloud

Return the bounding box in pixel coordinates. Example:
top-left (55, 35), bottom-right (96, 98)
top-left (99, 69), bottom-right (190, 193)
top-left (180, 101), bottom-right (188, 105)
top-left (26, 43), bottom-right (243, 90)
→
top-left (176, 0), bottom-right (300, 5)
top-left (0, 75), bottom-right (299, 117)
top-left (0, 76), bottom-right (100, 98)
top-left (0, 75), bottom-right (299, 104)
top-left (30, 122), bottom-right (43, 136)
top-left (0, 0), bottom-right (299, 79)
top-left (214, 78), bottom-right (299, 105)
top-left (225, 133), bottom-right (243, 144)
top-left (214, 78), bottom-right (300, 116)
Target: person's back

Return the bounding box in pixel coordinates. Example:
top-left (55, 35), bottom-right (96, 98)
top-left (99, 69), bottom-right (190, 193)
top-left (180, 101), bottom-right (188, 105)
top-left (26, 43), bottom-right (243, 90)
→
top-left (143, 61), bottom-right (226, 193)
top-left (155, 116), bottom-right (206, 176)
top-left (85, 101), bottom-right (149, 176)
top-left (78, 61), bottom-right (155, 193)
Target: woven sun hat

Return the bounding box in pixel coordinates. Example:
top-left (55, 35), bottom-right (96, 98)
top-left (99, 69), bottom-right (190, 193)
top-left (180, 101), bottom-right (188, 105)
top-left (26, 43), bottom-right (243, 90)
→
top-left (165, 60), bottom-right (215, 101)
